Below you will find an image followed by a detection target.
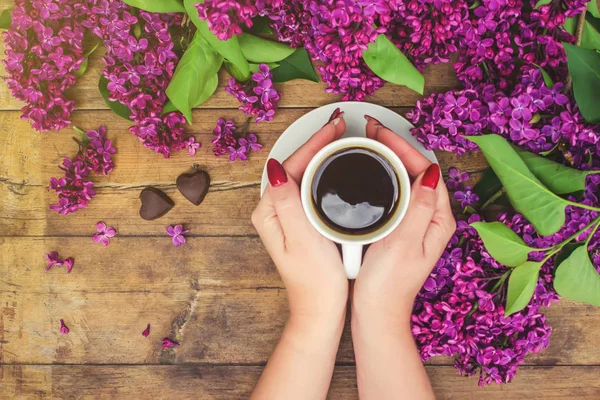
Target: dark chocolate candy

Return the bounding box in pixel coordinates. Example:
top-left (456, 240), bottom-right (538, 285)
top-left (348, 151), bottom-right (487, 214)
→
top-left (139, 187), bottom-right (174, 220)
top-left (176, 168), bottom-right (210, 206)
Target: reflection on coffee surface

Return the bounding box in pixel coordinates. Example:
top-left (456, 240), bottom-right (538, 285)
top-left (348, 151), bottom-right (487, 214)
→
top-left (311, 147), bottom-right (399, 235)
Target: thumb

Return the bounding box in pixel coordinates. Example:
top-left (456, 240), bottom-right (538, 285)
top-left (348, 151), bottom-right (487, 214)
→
top-left (266, 158), bottom-right (311, 237)
top-left (391, 164), bottom-right (441, 245)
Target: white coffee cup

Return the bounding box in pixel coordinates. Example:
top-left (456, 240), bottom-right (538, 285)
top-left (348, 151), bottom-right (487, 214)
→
top-left (300, 137), bottom-right (411, 279)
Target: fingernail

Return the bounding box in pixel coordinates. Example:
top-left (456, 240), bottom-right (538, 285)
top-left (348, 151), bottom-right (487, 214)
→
top-left (323, 109), bottom-right (344, 128)
top-left (267, 158), bottom-right (288, 187)
top-left (328, 107), bottom-right (341, 123)
top-left (421, 164), bottom-right (440, 190)
top-left (364, 114), bottom-right (386, 129)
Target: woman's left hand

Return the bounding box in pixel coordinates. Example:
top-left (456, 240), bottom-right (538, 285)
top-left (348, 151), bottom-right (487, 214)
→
top-left (252, 112), bottom-right (349, 325)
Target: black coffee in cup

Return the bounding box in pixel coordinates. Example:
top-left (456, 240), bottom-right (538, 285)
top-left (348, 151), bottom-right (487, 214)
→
top-left (311, 147), bottom-right (400, 235)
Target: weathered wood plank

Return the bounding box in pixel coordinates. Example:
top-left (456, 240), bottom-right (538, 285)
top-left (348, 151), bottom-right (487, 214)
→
top-left (1, 237), bottom-right (599, 365)
top-left (1, 365), bottom-right (599, 399)
top-left (0, 41), bottom-right (459, 111)
top-left (0, 109), bottom-right (487, 236)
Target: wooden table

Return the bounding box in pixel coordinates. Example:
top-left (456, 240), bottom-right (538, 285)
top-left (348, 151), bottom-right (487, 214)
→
top-left (1, 42), bottom-right (600, 399)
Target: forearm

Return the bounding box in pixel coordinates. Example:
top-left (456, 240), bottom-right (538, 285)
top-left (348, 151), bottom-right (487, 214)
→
top-left (351, 306), bottom-right (435, 400)
top-left (251, 311), bottom-right (346, 400)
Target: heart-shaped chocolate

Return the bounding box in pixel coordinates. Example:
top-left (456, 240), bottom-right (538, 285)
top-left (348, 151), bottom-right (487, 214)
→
top-left (139, 187), bottom-right (174, 220)
top-left (177, 168), bottom-right (210, 206)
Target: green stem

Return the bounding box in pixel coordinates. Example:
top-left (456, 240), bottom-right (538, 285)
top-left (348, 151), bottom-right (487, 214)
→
top-left (542, 217), bottom-right (600, 264)
top-left (480, 188), bottom-right (505, 210)
top-left (585, 221), bottom-right (600, 247)
top-left (566, 201), bottom-right (600, 213)
top-left (490, 270), bottom-right (510, 293)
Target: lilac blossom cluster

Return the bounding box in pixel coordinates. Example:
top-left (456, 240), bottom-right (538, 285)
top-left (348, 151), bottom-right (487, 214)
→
top-left (408, 68), bottom-right (600, 158)
top-left (195, 0), bottom-right (258, 40)
top-left (413, 168), bottom-right (600, 385)
top-left (2, 0), bottom-right (88, 131)
top-left (81, 0), bottom-right (189, 157)
top-left (49, 126), bottom-right (115, 215)
top-left (226, 64), bottom-right (281, 122)
top-left (211, 117), bottom-right (262, 161)
top-left (452, 0), bottom-right (584, 89)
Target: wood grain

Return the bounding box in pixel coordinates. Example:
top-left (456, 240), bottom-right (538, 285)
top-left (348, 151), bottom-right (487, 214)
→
top-left (2, 365), bottom-right (599, 399)
top-left (0, 41), bottom-right (459, 111)
top-left (1, 237), bottom-right (599, 366)
top-left (0, 109), bottom-right (487, 236)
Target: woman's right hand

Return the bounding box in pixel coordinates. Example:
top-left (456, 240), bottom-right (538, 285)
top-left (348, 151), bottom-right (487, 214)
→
top-left (353, 117), bottom-right (457, 322)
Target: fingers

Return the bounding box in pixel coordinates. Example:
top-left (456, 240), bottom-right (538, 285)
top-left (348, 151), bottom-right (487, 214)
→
top-left (390, 164), bottom-right (441, 247)
top-left (283, 108), bottom-right (346, 182)
top-left (266, 158), bottom-right (313, 245)
top-left (365, 115), bottom-right (431, 177)
top-left (423, 183), bottom-right (456, 258)
top-left (251, 186), bottom-right (285, 255)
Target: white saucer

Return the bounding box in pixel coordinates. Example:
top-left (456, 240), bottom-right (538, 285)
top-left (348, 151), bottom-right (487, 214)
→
top-left (260, 101), bottom-right (437, 193)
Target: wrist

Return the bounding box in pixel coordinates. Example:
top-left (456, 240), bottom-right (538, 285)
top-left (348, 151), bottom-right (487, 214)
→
top-left (351, 300), bottom-right (412, 336)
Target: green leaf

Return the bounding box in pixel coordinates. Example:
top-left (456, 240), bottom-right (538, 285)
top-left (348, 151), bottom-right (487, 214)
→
top-left (471, 222), bottom-right (534, 267)
top-left (564, 43), bottom-right (600, 124)
top-left (534, 0), bottom-right (552, 8)
top-left (73, 126), bottom-right (88, 143)
top-left (184, 0), bottom-right (250, 81)
top-left (512, 146), bottom-right (592, 194)
top-left (122, 0), bottom-right (184, 12)
top-left (238, 33), bottom-right (295, 63)
top-left (74, 58), bottom-right (89, 78)
top-left (467, 135), bottom-right (570, 236)
top-left (473, 167), bottom-right (502, 205)
top-left (563, 17), bottom-right (600, 50)
top-left (555, 245), bottom-right (600, 306)
top-left (506, 261), bottom-right (542, 316)
top-left (588, 0), bottom-right (600, 18)
top-left (74, 41), bottom-right (101, 78)
top-left (246, 16), bottom-right (273, 35)
top-left (533, 63), bottom-right (554, 88)
top-left (249, 62), bottom-right (279, 73)
top-left (166, 32), bottom-right (223, 123)
top-left (98, 76), bottom-right (133, 121)
top-left (554, 243), bottom-right (580, 268)
top-left (362, 33), bottom-right (424, 94)
top-left (271, 48), bottom-right (319, 83)
top-left (0, 8), bottom-right (12, 29)
top-left (162, 100), bottom-right (179, 115)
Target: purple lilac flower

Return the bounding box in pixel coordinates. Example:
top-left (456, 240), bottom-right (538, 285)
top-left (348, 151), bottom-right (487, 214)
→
top-left (162, 337), bottom-right (179, 349)
top-left (195, 0), bottom-right (258, 40)
top-left (226, 64), bottom-right (281, 122)
top-left (92, 221), bottom-right (117, 246)
top-left (59, 319), bottom-right (69, 334)
top-left (82, 1), bottom-right (190, 157)
top-left (186, 136), bottom-right (201, 156)
top-left (166, 225), bottom-right (189, 247)
top-left (211, 118), bottom-right (262, 161)
top-left (3, 0), bottom-right (88, 131)
top-left (45, 251), bottom-right (61, 271)
top-left (49, 126), bottom-right (114, 215)
top-left (408, 69), bottom-right (600, 156)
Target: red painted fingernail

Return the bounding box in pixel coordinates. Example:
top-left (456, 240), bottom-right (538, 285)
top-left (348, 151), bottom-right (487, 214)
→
top-left (364, 114), bottom-right (387, 129)
top-left (328, 107), bottom-right (341, 123)
top-left (421, 164), bottom-right (440, 190)
top-left (267, 159), bottom-right (288, 187)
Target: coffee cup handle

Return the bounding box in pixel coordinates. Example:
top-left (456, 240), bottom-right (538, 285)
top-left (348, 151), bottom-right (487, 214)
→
top-left (342, 244), bottom-right (362, 279)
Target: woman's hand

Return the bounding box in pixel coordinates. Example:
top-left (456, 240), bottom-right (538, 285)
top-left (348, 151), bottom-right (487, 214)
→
top-left (250, 110), bottom-right (349, 400)
top-left (354, 117), bottom-right (457, 321)
top-left (350, 117), bottom-right (456, 400)
top-left (252, 111), bottom-right (349, 324)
